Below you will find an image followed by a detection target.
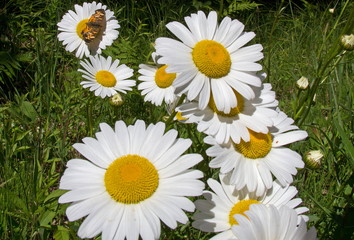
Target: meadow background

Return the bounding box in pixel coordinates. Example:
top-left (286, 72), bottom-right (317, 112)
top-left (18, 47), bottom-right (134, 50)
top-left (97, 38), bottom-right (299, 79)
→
top-left (0, 0), bottom-right (353, 239)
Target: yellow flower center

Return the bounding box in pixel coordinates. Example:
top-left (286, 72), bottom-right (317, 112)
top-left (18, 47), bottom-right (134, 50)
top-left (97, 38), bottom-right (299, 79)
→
top-left (192, 40), bottom-right (231, 79)
top-left (155, 65), bottom-right (176, 88)
top-left (96, 70), bottom-right (117, 87)
top-left (234, 129), bottom-right (272, 159)
top-left (229, 199), bottom-right (260, 225)
top-left (76, 19), bottom-right (89, 39)
top-left (104, 154), bottom-right (159, 204)
top-left (208, 90), bottom-right (244, 116)
top-left (176, 112), bottom-right (187, 121)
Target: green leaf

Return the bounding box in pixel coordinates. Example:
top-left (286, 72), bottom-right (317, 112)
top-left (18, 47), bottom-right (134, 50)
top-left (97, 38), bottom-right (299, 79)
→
top-left (54, 226), bottom-right (70, 240)
top-left (44, 189), bottom-right (67, 204)
top-left (39, 210), bottom-right (56, 227)
top-left (20, 101), bottom-right (38, 121)
top-left (333, 120), bottom-right (354, 168)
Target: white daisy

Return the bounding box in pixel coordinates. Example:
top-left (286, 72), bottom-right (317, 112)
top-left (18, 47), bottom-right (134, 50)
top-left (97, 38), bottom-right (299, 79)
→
top-left (192, 175), bottom-right (309, 240)
top-left (232, 204), bottom-right (317, 240)
top-left (177, 80), bottom-right (278, 144)
top-left (78, 55), bottom-right (135, 98)
top-left (57, 1), bottom-right (120, 58)
top-left (155, 11), bottom-right (264, 113)
top-left (205, 110), bottom-right (308, 196)
top-left (59, 120), bottom-right (205, 240)
top-left (138, 52), bottom-right (177, 106)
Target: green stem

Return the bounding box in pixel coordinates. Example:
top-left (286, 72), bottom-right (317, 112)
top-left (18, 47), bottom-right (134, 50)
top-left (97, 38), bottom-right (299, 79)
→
top-left (219, 0), bottom-right (224, 16)
top-left (164, 95), bottom-right (186, 127)
top-left (86, 95), bottom-right (95, 136)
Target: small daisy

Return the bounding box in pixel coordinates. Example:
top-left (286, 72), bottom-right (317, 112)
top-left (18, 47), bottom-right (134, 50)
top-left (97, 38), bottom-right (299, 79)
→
top-left (193, 175), bottom-right (308, 240)
top-left (59, 120), bottom-right (205, 240)
top-left (57, 1), bottom-right (120, 58)
top-left (232, 204), bottom-right (317, 240)
top-left (205, 110), bottom-right (308, 196)
top-left (138, 52), bottom-right (177, 106)
top-left (165, 96), bottom-right (189, 122)
top-left (78, 55), bottom-right (135, 98)
top-left (177, 80), bottom-right (278, 144)
top-left (155, 11), bottom-right (264, 113)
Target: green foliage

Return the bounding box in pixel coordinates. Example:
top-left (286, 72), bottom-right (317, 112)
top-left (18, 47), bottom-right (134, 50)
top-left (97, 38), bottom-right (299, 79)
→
top-left (0, 0), bottom-right (353, 239)
top-left (222, 0), bottom-right (261, 16)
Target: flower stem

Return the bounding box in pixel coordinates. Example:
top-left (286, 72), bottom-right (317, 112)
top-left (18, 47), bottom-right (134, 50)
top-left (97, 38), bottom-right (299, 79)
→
top-left (164, 95), bottom-right (186, 127)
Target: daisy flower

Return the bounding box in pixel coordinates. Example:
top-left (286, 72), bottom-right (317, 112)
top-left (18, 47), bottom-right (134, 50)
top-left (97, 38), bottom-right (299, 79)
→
top-left (205, 110), bottom-right (308, 196)
top-left (165, 96), bottom-right (189, 122)
top-left (155, 11), bottom-right (264, 113)
top-left (177, 80), bottom-right (278, 144)
top-left (57, 1), bottom-right (120, 58)
top-left (78, 55), bottom-right (135, 98)
top-left (232, 204), bottom-right (317, 240)
top-left (59, 120), bottom-right (205, 240)
top-left (192, 175), bottom-right (309, 240)
top-left (138, 53), bottom-right (177, 106)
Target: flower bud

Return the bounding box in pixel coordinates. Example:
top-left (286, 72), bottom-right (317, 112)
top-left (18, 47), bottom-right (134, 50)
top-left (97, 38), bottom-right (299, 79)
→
top-left (329, 8), bottom-right (334, 14)
top-left (296, 76), bottom-right (309, 90)
top-left (109, 93), bottom-right (124, 106)
top-left (304, 150), bottom-right (323, 169)
top-left (341, 34), bottom-right (354, 51)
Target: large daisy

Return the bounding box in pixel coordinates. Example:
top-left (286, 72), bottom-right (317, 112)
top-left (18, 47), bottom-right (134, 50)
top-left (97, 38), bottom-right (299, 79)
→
top-left (192, 174), bottom-right (308, 240)
top-left (155, 11), bottom-right (264, 113)
top-left (232, 204), bottom-right (317, 240)
top-left (205, 110), bottom-right (308, 196)
top-left (57, 1), bottom-right (120, 58)
top-left (59, 120), bottom-right (205, 240)
top-left (177, 80), bottom-right (278, 144)
top-left (138, 52), bottom-right (177, 106)
top-left (79, 55), bottom-right (135, 98)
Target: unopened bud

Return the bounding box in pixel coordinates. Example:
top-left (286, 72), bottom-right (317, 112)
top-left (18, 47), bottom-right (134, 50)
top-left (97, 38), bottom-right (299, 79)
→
top-left (296, 76), bottom-right (309, 90)
top-left (341, 34), bottom-right (354, 51)
top-left (109, 93), bottom-right (124, 106)
top-left (304, 150), bottom-right (323, 169)
top-left (329, 8), bottom-right (334, 14)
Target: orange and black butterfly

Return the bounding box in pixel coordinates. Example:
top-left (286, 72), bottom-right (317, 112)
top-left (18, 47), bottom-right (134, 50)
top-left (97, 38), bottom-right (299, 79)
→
top-left (81, 9), bottom-right (106, 43)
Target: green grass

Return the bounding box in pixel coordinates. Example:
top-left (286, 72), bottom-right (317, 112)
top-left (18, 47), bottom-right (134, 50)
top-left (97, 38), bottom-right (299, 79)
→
top-left (0, 0), bottom-right (353, 239)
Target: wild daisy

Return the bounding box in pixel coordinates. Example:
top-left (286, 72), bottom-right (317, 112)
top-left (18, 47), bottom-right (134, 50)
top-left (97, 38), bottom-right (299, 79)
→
top-left (138, 53), bottom-right (177, 106)
top-left (59, 120), bottom-right (205, 240)
top-left (193, 174), bottom-right (308, 240)
top-left (177, 80), bottom-right (278, 144)
top-left (155, 11), bottom-right (264, 113)
top-left (78, 55), bottom-right (135, 98)
top-left (57, 1), bottom-right (120, 58)
top-left (232, 204), bottom-right (317, 240)
top-left (205, 110), bottom-right (308, 196)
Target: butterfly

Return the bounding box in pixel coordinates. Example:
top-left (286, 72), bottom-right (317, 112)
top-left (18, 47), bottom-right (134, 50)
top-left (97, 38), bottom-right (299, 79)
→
top-left (81, 9), bottom-right (106, 43)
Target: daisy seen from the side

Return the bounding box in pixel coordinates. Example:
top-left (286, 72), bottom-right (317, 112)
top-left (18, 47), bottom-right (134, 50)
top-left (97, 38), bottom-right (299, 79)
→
top-left (232, 204), bottom-right (317, 240)
top-left (59, 120), bottom-right (205, 240)
top-left (177, 80), bottom-right (278, 144)
top-left (205, 110), bottom-right (308, 196)
top-left (57, 1), bottom-right (120, 58)
top-left (78, 55), bottom-right (135, 98)
top-left (138, 52), bottom-right (178, 106)
top-left (192, 174), bottom-right (309, 240)
top-left (155, 11), bottom-right (264, 113)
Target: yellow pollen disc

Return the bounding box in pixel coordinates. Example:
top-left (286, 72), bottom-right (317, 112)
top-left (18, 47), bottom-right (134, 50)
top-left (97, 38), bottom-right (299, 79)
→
top-left (208, 90), bottom-right (244, 117)
top-left (76, 19), bottom-right (89, 39)
top-left (104, 154), bottom-right (159, 204)
top-left (96, 70), bottom-right (117, 87)
top-left (192, 40), bottom-right (231, 79)
top-left (229, 199), bottom-right (260, 225)
top-left (155, 65), bottom-right (176, 88)
top-left (234, 129), bottom-right (273, 159)
top-left (176, 112), bottom-right (187, 121)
